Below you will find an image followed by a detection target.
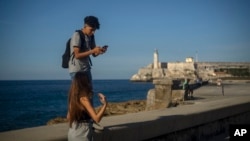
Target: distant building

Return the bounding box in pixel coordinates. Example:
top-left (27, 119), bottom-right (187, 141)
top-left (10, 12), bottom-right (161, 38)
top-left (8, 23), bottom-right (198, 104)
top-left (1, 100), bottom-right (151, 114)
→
top-left (185, 57), bottom-right (194, 63)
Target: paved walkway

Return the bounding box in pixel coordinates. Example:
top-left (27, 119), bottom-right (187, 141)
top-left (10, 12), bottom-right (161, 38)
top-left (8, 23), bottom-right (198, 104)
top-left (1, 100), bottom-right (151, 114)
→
top-left (191, 82), bottom-right (250, 101)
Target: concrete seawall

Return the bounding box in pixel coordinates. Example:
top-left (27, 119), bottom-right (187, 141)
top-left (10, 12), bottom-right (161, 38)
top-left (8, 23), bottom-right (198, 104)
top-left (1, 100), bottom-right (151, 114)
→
top-left (1, 83), bottom-right (250, 141)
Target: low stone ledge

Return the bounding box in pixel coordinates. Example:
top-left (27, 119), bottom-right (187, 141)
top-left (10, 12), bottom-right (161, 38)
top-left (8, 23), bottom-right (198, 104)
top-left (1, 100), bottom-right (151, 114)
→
top-left (94, 96), bottom-right (250, 141)
top-left (145, 111), bottom-right (250, 141)
top-left (0, 123), bottom-right (68, 141)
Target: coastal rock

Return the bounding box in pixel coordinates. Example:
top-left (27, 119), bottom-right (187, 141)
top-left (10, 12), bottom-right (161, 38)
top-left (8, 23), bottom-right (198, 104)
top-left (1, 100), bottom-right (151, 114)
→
top-left (47, 100), bottom-right (146, 125)
top-left (130, 73), bottom-right (152, 82)
top-left (99, 100), bottom-right (146, 116)
top-left (47, 117), bottom-right (68, 125)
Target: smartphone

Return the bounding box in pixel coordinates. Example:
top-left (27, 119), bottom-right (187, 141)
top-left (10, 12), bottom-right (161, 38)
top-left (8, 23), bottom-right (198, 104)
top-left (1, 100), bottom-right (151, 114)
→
top-left (102, 45), bottom-right (108, 49)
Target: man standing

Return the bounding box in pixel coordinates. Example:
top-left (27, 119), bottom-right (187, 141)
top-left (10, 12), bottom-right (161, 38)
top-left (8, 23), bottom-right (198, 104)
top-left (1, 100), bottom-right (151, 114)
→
top-left (68, 16), bottom-right (107, 131)
top-left (69, 16), bottom-right (107, 82)
top-left (183, 78), bottom-right (190, 100)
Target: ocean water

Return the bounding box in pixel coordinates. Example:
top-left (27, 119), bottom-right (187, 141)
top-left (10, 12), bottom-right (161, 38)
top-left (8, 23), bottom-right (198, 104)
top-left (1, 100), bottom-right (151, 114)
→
top-left (0, 80), bottom-right (153, 132)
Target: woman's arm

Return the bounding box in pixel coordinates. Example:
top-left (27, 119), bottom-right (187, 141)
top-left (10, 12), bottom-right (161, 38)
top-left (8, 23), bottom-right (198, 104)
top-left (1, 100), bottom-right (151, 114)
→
top-left (80, 93), bottom-right (107, 123)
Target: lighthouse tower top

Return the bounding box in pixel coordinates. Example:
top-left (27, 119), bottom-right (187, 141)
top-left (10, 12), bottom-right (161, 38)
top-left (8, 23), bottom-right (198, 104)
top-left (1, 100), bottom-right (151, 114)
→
top-left (153, 49), bottom-right (159, 69)
top-left (154, 49), bottom-right (158, 54)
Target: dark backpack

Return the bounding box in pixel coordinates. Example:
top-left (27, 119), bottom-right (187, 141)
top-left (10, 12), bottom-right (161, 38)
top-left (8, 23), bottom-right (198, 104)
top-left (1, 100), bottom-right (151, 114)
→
top-left (62, 30), bottom-right (87, 68)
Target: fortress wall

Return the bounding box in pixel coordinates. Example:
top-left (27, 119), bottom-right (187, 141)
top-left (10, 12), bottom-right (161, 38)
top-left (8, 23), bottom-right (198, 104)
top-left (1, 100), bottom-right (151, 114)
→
top-left (168, 62), bottom-right (195, 71)
top-left (138, 68), bottom-right (152, 75)
top-left (197, 62), bottom-right (250, 70)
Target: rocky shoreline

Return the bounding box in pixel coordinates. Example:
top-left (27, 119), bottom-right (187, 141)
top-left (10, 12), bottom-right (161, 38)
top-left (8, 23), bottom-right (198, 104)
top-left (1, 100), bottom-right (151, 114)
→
top-left (47, 79), bottom-right (250, 125)
top-left (47, 100), bottom-right (147, 125)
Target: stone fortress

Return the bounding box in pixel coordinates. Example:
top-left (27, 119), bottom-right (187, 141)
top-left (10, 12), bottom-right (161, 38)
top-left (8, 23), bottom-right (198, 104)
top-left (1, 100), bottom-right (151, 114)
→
top-left (130, 49), bottom-right (250, 82)
top-left (131, 49), bottom-right (250, 110)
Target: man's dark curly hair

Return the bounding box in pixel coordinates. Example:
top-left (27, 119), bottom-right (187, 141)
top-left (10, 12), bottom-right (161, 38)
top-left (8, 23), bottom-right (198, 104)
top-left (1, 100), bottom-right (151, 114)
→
top-left (84, 16), bottom-right (100, 29)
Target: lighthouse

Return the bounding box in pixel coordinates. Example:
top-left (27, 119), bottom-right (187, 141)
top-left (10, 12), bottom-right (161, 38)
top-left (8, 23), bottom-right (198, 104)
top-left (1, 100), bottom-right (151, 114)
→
top-left (153, 49), bottom-right (159, 69)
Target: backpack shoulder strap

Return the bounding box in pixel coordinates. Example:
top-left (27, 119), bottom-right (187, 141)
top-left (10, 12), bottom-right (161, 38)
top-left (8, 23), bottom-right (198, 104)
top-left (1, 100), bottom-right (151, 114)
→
top-left (76, 30), bottom-right (95, 49)
top-left (75, 30), bottom-right (85, 44)
top-left (75, 30), bottom-right (93, 66)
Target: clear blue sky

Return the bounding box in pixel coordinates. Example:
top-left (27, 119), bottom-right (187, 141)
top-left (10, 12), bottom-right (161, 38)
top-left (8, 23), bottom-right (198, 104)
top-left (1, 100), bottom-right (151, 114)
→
top-left (0, 0), bottom-right (250, 80)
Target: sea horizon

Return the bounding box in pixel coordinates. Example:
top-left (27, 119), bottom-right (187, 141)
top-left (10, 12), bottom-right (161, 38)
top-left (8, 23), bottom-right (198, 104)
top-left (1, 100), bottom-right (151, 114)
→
top-left (0, 79), bottom-right (153, 132)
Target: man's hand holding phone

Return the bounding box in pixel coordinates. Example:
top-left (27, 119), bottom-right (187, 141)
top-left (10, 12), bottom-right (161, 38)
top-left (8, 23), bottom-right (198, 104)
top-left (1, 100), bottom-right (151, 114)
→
top-left (92, 45), bottom-right (108, 56)
top-left (102, 45), bottom-right (108, 52)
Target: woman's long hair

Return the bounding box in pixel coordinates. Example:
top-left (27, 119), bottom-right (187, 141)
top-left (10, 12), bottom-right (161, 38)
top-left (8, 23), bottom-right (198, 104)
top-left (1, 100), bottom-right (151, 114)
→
top-left (68, 72), bottom-right (92, 127)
